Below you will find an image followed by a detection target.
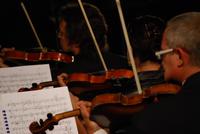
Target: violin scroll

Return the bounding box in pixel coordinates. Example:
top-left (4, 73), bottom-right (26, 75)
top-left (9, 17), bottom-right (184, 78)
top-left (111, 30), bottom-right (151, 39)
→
top-left (29, 113), bottom-right (58, 134)
top-left (29, 109), bottom-right (80, 134)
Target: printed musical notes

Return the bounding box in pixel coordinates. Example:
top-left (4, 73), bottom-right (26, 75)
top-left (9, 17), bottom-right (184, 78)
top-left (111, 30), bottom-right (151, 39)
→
top-left (0, 87), bottom-right (78, 134)
top-left (0, 64), bottom-right (52, 94)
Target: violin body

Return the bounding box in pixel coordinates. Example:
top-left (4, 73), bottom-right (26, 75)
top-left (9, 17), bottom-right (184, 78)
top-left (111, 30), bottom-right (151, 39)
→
top-left (91, 83), bottom-right (181, 118)
top-left (18, 69), bottom-right (134, 100)
top-left (4, 50), bottom-right (74, 63)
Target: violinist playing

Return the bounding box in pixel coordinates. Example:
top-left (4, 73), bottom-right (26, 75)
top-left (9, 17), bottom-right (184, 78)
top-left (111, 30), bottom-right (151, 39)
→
top-left (78, 12), bottom-right (200, 134)
top-left (58, 14), bottom-right (180, 133)
top-left (54, 1), bottom-right (129, 78)
top-left (54, 1), bottom-right (128, 132)
top-left (108, 15), bottom-right (169, 132)
top-left (0, 1), bottom-right (129, 79)
top-left (121, 15), bottom-right (167, 95)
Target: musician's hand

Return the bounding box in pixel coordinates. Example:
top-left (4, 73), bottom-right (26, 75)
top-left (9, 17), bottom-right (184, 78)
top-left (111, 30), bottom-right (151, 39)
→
top-left (57, 73), bottom-right (68, 86)
top-left (0, 47), bottom-right (15, 56)
top-left (77, 101), bottom-right (102, 134)
top-left (0, 47), bottom-right (15, 68)
top-left (67, 93), bottom-right (89, 134)
top-left (0, 57), bottom-right (8, 68)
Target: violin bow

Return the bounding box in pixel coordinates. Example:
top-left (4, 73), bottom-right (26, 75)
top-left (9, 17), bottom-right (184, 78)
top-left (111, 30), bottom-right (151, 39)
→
top-left (20, 1), bottom-right (46, 52)
top-left (77, 0), bottom-right (108, 72)
top-left (115, 0), bottom-right (142, 94)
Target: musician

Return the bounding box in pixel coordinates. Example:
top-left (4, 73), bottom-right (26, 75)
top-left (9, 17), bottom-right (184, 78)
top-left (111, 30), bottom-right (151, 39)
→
top-left (53, 2), bottom-right (129, 78)
top-left (58, 14), bottom-right (169, 132)
top-left (78, 12), bottom-right (200, 134)
top-left (57, 14), bottom-right (166, 93)
top-left (108, 15), bottom-right (167, 132)
top-left (121, 15), bottom-right (166, 95)
top-left (0, 2), bottom-right (129, 78)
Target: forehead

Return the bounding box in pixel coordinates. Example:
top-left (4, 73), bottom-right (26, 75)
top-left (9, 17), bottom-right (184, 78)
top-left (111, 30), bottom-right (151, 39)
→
top-left (59, 19), bottom-right (67, 30)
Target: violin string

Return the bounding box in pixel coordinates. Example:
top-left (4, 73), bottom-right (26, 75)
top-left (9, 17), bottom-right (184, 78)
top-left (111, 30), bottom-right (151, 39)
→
top-left (115, 0), bottom-right (142, 94)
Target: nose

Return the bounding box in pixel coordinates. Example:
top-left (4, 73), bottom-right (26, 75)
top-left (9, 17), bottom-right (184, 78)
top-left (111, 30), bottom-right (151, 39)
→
top-left (57, 30), bottom-right (65, 39)
top-left (57, 33), bottom-right (63, 39)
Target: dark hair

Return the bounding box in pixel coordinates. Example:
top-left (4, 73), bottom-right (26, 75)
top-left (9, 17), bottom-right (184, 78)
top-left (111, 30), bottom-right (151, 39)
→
top-left (129, 15), bottom-right (165, 63)
top-left (57, 2), bottom-right (108, 55)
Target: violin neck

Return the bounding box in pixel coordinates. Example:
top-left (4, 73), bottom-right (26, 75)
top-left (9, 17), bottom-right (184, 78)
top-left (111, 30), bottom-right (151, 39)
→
top-left (54, 109), bottom-right (81, 121)
top-left (39, 81), bottom-right (59, 88)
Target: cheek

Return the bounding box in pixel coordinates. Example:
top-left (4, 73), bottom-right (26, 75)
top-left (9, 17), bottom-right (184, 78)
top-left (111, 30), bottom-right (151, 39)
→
top-left (162, 57), bottom-right (176, 80)
top-left (60, 38), bottom-right (70, 51)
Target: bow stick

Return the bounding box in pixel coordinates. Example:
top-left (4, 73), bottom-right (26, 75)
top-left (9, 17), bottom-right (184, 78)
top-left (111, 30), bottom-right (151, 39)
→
top-left (77, 0), bottom-right (108, 71)
top-left (115, 0), bottom-right (142, 94)
top-left (20, 1), bottom-right (46, 52)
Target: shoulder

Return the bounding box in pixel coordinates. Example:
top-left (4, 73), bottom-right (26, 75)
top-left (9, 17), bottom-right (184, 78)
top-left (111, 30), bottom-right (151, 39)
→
top-left (127, 92), bottom-right (200, 134)
top-left (103, 52), bottom-right (129, 69)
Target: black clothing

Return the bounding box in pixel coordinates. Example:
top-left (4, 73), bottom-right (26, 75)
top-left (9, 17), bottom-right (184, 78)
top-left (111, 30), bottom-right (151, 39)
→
top-left (109, 69), bottom-right (166, 132)
top-left (116, 71), bottom-right (200, 134)
top-left (121, 69), bottom-right (165, 95)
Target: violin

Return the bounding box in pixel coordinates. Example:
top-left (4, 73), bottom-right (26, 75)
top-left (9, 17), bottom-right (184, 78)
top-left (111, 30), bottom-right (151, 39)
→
top-left (3, 50), bottom-right (74, 63)
top-left (91, 83), bottom-right (181, 117)
top-left (56, 69), bottom-right (133, 84)
top-left (18, 69), bottom-right (134, 94)
top-left (2, 1), bottom-right (73, 64)
top-left (18, 69), bottom-right (134, 100)
top-left (29, 109), bottom-right (81, 134)
top-left (29, 83), bottom-right (181, 134)
top-left (19, 80), bottom-right (115, 100)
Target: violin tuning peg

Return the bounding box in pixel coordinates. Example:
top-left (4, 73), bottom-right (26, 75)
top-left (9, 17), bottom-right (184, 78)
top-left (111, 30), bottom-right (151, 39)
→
top-left (47, 113), bottom-right (53, 119)
top-left (32, 83), bottom-right (38, 88)
top-left (39, 119), bottom-right (44, 125)
top-left (48, 125), bottom-right (54, 130)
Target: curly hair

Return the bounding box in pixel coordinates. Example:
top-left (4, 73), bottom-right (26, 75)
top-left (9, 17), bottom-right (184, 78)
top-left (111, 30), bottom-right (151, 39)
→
top-left (57, 2), bottom-right (108, 55)
top-left (129, 15), bottom-right (165, 63)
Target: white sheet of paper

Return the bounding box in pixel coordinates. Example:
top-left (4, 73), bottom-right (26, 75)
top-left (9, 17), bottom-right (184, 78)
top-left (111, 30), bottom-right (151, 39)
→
top-left (0, 87), bottom-right (78, 134)
top-left (0, 64), bottom-right (52, 94)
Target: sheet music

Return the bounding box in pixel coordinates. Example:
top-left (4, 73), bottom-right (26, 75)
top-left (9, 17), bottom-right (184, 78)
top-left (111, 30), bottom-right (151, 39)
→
top-left (0, 97), bottom-right (3, 134)
top-left (0, 87), bottom-right (78, 134)
top-left (0, 64), bottom-right (52, 94)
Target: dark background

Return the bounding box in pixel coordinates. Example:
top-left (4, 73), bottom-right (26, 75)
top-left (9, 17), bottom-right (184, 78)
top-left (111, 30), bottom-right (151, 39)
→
top-left (0, 0), bottom-right (199, 55)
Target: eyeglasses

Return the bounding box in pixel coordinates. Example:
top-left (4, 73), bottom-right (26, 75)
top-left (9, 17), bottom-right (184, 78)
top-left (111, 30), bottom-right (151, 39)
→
top-left (155, 48), bottom-right (174, 60)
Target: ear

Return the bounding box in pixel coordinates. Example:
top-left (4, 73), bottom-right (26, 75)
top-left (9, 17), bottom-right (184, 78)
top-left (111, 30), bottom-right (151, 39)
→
top-left (175, 48), bottom-right (190, 67)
